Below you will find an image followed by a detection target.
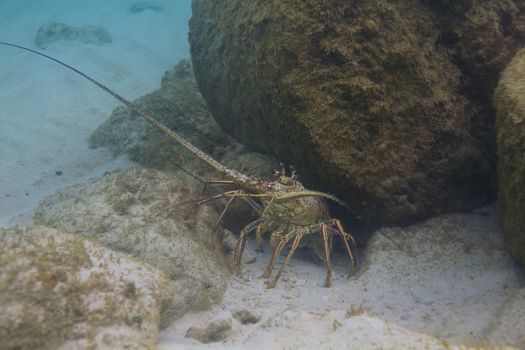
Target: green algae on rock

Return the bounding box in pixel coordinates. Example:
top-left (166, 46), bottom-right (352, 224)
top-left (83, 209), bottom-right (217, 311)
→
top-left (494, 48), bottom-right (525, 266)
top-left (0, 226), bottom-right (173, 350)
top-left (189, 0), bottom-right (525, 225)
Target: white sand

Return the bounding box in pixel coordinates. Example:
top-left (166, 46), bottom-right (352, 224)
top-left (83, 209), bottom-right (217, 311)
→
top-left (159, 208), bottom-right (525, 349)
top-left (0, 0), bottom-right (192, 227)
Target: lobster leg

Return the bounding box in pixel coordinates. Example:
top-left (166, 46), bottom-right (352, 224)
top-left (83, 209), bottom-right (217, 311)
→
top-left (321, 224), bottom-right (333, 287)
top-left (233, 218), bottom-right (263, 274)
top-left (254, 223), bottom-right (265, 252)
top-left (267, 231), bottom-right (304, 289)
top-left (196, 189), bottom-right (240, 205)
top-left (255, 198), bottom-right (275, 252)
top-left (333, 219), bottom-right (356, 246)
top-left (212, 192), bottom-right (239, 237)
top-left (204, 180), bottom-right (264, 214)
top-left (261, 231), bottom-right (289, 279)
top-left (333, 219), bottom-right (356, 277)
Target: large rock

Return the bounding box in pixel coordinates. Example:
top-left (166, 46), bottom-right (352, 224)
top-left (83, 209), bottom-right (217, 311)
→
top-left (426, 1), bottom-right (525, 99)
top-left (0, 226), bottom-right (173, 350)
top-left (33, 168), bottom-right (231, 321)
top-left (494, 48), bottom-right (525, 266)
top-left (189, 0), bottom-right (525, 225)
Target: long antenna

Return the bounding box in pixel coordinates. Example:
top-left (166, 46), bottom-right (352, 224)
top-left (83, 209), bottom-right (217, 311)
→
top-left (0, 41), bottom-right (251, 183)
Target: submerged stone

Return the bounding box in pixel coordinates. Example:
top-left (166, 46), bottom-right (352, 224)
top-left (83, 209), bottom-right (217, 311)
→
top-left (0, 226), bottom-right (173, 349)
top-left (494, 48), bottom-right (525, 266)
top-left (185, 319), bottom-right (232, 343)
top-left (189, 0), bottom-right (525, 225)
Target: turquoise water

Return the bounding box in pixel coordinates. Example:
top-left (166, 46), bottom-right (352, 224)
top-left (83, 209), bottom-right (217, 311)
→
top-left (0, 0), bottom-right (192, 227)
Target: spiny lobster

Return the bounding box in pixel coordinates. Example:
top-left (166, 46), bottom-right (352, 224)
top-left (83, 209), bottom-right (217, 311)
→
top-left (0, 42), bottom-right (356, 288)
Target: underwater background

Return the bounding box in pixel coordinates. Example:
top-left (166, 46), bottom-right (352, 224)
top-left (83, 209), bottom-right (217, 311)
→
top-left (0, 0), bottom-right (191, 227)
top-left (1, 1), bottom-right (525, 349)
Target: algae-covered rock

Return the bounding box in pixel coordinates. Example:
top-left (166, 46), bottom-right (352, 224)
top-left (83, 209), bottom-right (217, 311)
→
top-left (189, 0), bottom-right (525, 225)
top-left (89, 60), bottom-right (276, 184)
top-left (426, 0), bottom-right (525, 97)
top-left (33, 168), bottom-right (231, 321)
top-left (494, 48), bottom-right (525, 266)
top-left (0, 226), bottom-right (173, 350)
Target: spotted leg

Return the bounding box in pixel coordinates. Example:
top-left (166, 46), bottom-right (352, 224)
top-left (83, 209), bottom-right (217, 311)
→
top-left (332, 219), bottom-right (356, 277)
top-left (321, 224), bottom-right (334, 287)
top-left (255, 198), bottom-right (275, 252)
top-left (254, 224), bottom-right (265, 252)
top-left (267, 231), bottom-right (304, 289)
top-left (261, 231), bottom-right (290, 279)
top-left (233, 218), bottom-right (263, 274)
top-left (211, 191), bottom-right (239, 237)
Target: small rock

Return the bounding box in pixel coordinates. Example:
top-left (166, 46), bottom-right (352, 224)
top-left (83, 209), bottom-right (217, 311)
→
top-left (128, 2), bottom-right (164, 13)
top-left (244, 255), bottom-right (257, 264)
top-left (222, 229), bottom-right (238, 252)
top-left (185, 319), bottom-right (232, 343)
top-left (233, 309), bottom-right (260, 325)
top-left (34, 22), bottom-right (112, 49)
top-left (295, 279), bottom-right (307, 287)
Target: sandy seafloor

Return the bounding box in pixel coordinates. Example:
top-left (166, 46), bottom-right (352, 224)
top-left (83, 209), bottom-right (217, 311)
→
top-left (1, 1), bottom-right (524, 349)
top-left (159, 206), bottom-right (525, 349)
top-left (0, 0), bottom-right (191, 227)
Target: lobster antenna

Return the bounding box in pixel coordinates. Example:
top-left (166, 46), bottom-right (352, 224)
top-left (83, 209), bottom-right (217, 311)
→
top-left (0, 41), bottom-right (251, 183)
